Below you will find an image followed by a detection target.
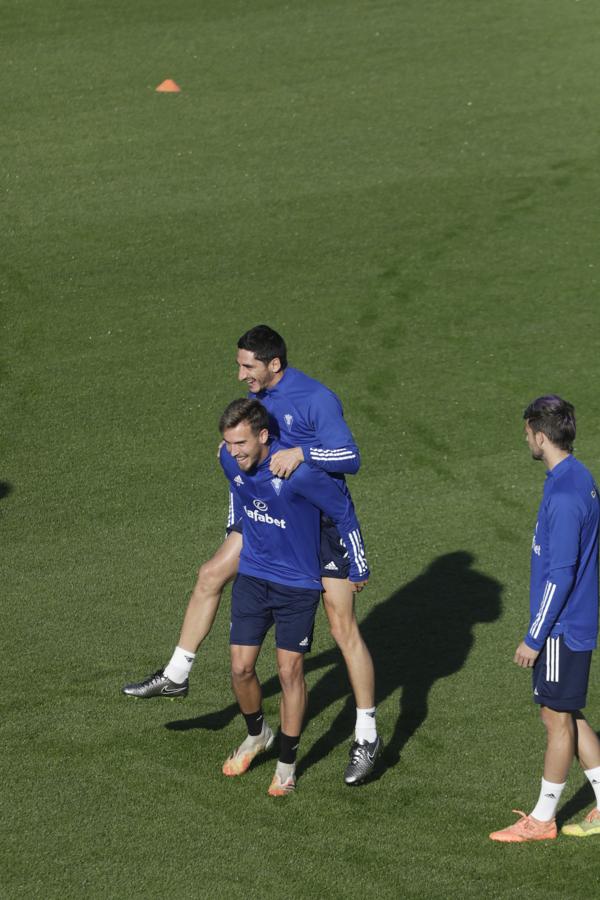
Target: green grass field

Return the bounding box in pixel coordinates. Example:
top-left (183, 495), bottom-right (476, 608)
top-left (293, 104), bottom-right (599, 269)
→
top-left (3, 0), bottom-right (600, 896)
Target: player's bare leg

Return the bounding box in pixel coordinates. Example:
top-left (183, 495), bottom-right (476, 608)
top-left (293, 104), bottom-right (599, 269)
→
top-left (178, 531), bottom-right (242, 651)
top-left (268, 648), bottom-right (306, 796)
top-left (491, 707), bottom-right (575, 841)
top-left (223, 643), bottom-right (274, 776)
top-left (230, 643), bottom-right (263, 714)
top-left (574, 714), bottom-right (600, 770)
top-left (540, 706), bottom-right (575, 783)
top-left (562, 714), bottom-right (600, 836)
top-left (489, 706), bottom-right (570, 842)
top-left (321, 577), bottom-right (375, 709)
top-left (121, 532), bottom-right (242, 698)
top-left (277, 648), bottom-right (307, 736)
top-left (525, 707), bottom-right (572, 828)
top-left (322, 577), bottom-right (382, 784)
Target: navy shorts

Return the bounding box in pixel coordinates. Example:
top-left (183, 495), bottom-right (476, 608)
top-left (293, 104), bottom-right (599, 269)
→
top-left (320, 515), bottom-right (350, 580)
top-left (532, 635), bottom-right (592, 711)
top-left (230, 574), bottom-right (320, 653)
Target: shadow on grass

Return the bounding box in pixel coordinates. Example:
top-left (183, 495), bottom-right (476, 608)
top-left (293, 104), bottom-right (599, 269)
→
top-left (0, 481), bottom-right (13, 501)
top-left (166, 551), bottom-right (502, 779)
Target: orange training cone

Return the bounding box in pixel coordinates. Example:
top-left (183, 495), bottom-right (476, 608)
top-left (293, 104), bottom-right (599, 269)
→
top-left (155, 79), bottom-right (181, 93)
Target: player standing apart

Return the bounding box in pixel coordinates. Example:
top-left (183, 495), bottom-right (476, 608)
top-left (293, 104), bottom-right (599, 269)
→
top-left (122, 326), bottom-right (380, 784)
top-left (490, 395), bottom-right (600, 842)
top-left (218, 399), bottom-right (369, 794)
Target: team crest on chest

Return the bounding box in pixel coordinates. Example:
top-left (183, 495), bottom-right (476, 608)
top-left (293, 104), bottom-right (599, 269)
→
top-left (271, 477), bottom-right (283, 496)
top-left (284, 413), bottom-right (293, 429)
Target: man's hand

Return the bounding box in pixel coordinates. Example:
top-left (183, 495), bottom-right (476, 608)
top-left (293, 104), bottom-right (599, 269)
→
top-left (513, 640), bottom-right (540, 668)
top-left (269, 447), bottom-right (304, 479)
top-left (351, 580), bottom-right (368, 593)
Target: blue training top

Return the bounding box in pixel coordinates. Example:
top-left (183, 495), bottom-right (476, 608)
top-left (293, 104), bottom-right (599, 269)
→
top-left (526, 454), bottom-right (600, 652)
top-left (220, 441), bottom-right (369, 590)
top-left (250, 366), bottom-right (360, 476)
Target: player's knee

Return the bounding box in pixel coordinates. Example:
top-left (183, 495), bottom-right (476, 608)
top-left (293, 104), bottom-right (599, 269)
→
top-left (540, 706), bottom-right (571, 734)
top-left (277, 657), bottom-right (304, 691)
top-left (328, 611), bottom-right (358, 649)
top-left (196, 557), bottom-right (228, 592)
top-left (540, 706), bottom-right (556, 728)
top-left (231, 659), bottom-right (256, 682)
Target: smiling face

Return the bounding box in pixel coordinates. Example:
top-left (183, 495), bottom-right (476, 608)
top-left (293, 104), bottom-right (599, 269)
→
top-left (236, 348), bottom-right (283, 394)
top-left (223, 420), bottom-right (270, 471)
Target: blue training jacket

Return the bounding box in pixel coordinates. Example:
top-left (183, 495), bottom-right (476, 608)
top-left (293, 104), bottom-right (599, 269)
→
top-left (220, 441), bottom-right (369, 589)
top-left (250, 367), bottom-right (360, 475)
top-left (526, 454), bottom-right (600, 652)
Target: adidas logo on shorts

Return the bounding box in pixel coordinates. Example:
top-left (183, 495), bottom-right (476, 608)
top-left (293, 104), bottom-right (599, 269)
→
top-left (323, 561), bottom-right (339, 571)
top-left (299, 637), bottom-right (309, 647)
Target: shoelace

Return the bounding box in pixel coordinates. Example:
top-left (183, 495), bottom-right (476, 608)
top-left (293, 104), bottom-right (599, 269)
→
top-left (510, 810), bottom-right (551, 832)
top-left (510, 810), bottom-right (529, 824)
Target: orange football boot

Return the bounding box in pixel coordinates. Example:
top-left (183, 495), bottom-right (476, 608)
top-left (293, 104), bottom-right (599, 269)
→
top-left (489, 810), bottom-right (557, 842)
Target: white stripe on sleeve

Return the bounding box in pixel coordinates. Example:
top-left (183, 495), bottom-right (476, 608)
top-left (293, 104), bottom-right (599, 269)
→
top-left (309, 448), bottom-right (357, 457)
top-left (227, 491), bottom-right (235, 528)
top-left (347, 529), bottom-right (368, 575)
top-left (531, 581), bottom-right (556, 640)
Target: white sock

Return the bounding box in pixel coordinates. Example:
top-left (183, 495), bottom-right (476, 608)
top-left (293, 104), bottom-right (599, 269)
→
top-left (584, 765), bottom-right (600, 810)
top-left (355, 707), bottom-right (377, 743)
top-left (530, 778), bottom-right (566, 821)
top-left (164, 646), bottom-right (196, 684)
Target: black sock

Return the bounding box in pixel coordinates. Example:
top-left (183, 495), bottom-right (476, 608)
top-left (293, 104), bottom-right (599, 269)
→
top-left (279, 732), bottom-right (300, 764)
top-left (243, 709), bottom-right (264, 737)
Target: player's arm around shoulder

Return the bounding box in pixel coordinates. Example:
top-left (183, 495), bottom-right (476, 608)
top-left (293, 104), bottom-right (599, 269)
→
top-left (269, 445), bottom-right (305, 479)
top-left (286, 461), bottom-right (342, 499)
top-left (301, 389), bottom-right (361, 476)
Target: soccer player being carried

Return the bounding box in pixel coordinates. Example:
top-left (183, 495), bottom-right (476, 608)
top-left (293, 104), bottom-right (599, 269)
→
top-left (217, 397), bottom-right (369, 795)
top-left (123, 325), bottom-right (381, 784)
top-left (490, 395), bottom-right (600, 842)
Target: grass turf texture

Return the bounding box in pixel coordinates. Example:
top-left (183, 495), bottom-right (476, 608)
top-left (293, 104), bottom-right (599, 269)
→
top-left (3, 0), bottom-right (600, 896)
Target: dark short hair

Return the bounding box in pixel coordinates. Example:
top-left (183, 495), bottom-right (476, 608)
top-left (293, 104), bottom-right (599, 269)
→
top-left (219, 398), bottom-right (269, 435)
top-left (523, 395), bottom-right (576, 452)
top-left (237, 325), bottom-right (287, 369)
